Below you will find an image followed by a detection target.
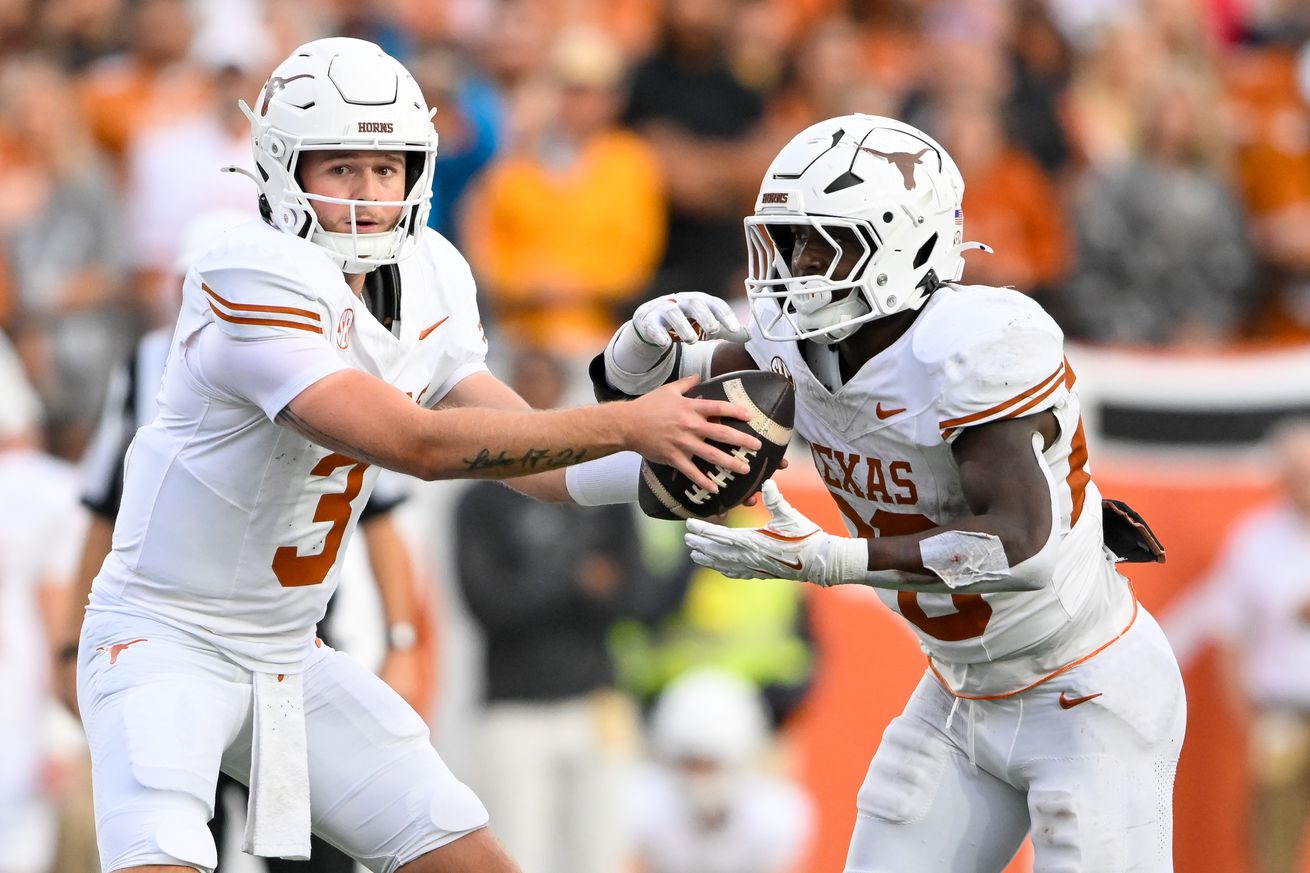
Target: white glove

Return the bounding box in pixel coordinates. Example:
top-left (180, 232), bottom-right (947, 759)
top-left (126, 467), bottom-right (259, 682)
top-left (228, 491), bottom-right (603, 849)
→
top-left (633, 292), bottom-right (750, 348)
top-left (608, 293), bottom-right (751, 381)
top-left (684, 481), bottom-right (869, 587)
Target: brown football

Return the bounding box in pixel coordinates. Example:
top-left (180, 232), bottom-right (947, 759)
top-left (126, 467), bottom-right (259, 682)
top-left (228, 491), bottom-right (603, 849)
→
top-left (637, 370), bottom-right (795, 521)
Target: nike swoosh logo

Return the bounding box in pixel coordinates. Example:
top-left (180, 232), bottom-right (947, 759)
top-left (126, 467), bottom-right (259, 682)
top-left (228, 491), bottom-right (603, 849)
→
top-left (758, 529), bottom-right (815, 543)
top-left (875, 403), bottom-right (907, 420)
top-left (419, 316), bottom-right (449, 340)
top-left (1058, 691), bottom-right (1102, 710)
top-left (778, 558), bottom-right (804, 571)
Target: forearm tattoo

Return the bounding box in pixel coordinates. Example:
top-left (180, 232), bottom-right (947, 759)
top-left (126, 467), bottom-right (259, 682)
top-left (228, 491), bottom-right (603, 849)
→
top-left (463, 447), bottom-right (589, 473)
top-left (276, 407), bottom-right (590, 477)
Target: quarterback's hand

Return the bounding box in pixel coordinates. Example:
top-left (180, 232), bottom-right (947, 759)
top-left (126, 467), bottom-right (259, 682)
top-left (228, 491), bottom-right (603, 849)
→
top-left (684, 480), bottom-right (868, 586)
top-left (632, 293), bottom-right (750, 349)
top-left (624, 375), bottom-right (759, 493)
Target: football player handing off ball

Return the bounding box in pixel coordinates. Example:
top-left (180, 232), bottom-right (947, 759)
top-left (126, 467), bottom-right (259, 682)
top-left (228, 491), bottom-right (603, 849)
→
top-left (595, 114), bottom-right (1185, 872)
top-left (74, 38), bottom-right (759, 873)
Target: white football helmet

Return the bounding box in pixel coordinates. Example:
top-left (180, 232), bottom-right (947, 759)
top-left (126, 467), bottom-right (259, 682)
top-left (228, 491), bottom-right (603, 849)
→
top-left (650, 668), bottom-right (770, 819)
top-left (236, 38), bottom-right (438, 274)
top-left (745, 114), bottom-right (989, 343)
top-left (650, 668), bottom-right (769, 767)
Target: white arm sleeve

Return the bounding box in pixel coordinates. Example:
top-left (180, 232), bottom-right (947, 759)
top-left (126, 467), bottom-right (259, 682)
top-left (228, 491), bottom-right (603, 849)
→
top-left (186, 323), bottom-right (350, 421)
top-left (565, 451), bottom-right (642, 505)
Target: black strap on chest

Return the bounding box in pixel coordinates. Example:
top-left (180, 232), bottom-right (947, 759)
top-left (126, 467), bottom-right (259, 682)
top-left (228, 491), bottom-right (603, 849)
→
top-left (362, 263), bottom-right (402, 335)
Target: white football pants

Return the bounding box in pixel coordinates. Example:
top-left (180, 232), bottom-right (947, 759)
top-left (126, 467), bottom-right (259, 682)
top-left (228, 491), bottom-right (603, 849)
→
top-left (844, 608), bottom-right (1186, 873)
top-left (78, 609), bottom-right (488, 873)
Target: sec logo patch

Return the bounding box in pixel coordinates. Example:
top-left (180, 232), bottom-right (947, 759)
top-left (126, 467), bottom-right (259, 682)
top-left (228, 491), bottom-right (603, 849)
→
top-left (336, 308), bottom-right (354, 350)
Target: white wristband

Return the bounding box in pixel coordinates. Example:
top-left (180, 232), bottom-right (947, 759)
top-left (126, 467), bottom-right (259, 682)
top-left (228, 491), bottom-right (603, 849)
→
top-left (819, 537), bottom-right (871, 588)
top-left (565, 452), bottom-right (643, 506)
top-left (387, 621), bottom-right (418, 651)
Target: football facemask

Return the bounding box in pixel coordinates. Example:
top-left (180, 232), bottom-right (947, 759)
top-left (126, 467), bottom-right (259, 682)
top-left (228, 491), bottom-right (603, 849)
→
top-left (746, 216), bottom-right (879, 343)
top-left (745, 114), bottom-right (990, 344)
top-left (234, 37), bottom-right (439, 274)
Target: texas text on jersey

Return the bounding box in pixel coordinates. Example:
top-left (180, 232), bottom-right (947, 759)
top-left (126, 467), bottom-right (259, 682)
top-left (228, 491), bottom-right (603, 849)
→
top-left (746, 284), bottom-right (1123, 697)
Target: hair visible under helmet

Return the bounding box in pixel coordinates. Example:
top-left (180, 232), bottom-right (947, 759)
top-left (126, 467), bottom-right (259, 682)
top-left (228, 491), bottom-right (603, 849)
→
top-left (238, 37), bottom-right (439, 274)
top-left (745, 114), bottom-right (989, 344)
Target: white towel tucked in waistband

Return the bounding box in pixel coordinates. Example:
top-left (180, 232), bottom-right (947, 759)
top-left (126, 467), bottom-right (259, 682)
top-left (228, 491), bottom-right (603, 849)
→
top-left (243, 671), bottom-right (311, 860)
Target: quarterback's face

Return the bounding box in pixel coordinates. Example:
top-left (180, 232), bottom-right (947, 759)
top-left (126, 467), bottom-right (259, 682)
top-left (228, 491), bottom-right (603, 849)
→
top-left (298, 150), bottom-right (407, 234)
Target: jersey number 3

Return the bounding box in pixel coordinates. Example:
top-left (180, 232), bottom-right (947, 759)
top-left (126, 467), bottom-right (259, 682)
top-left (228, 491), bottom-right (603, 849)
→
top-left (273, 453), bottom-right (370, 587)
top-left (859, 508), bottom-right (993, 642)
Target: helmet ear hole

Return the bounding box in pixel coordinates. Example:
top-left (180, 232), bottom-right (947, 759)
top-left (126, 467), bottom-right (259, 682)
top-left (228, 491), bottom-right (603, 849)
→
top-left (913, 232), bottom-right (938, 269)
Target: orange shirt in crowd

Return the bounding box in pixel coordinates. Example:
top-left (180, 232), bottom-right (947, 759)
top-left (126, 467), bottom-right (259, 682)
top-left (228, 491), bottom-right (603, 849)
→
top-left (79, 58), bottom-right (209, 169)
top-left (1223, 46), bottom-right (1310, 343)
top-left (959, 146), bottom-right (1069, 293)
top-left (1224, 46), bottom-right (1310, 218)
top-left (463, 129), bottom-right (666, 352)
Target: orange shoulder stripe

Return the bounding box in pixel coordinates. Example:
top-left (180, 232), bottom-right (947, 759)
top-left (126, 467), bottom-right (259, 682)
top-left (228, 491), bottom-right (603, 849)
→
top-left (938, 361), bottom-right (1065, 431)
top-left (998, 370), bottom-right (1067, 422)
top-left (209, 303), bottom-right (324, 334)
top-left (202, 283), bottom-right (322, 322)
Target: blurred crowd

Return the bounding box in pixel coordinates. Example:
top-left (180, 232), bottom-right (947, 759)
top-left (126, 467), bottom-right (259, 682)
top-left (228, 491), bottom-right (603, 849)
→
top-left (6, 0), bottom-right (1310, 871)
top-left (1, 0), bottom-right (1310, 459)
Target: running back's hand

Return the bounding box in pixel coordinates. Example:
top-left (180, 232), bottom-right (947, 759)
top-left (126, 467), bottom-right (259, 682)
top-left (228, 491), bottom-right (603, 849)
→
top-left (631, 293), bottom-right (750, 349)
top-left (685, 480), bottom-right (867, 586)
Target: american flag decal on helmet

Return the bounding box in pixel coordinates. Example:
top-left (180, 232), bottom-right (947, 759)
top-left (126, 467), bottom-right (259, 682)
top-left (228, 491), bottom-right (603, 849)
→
top-left (954, 208), bottom-right (963, 225)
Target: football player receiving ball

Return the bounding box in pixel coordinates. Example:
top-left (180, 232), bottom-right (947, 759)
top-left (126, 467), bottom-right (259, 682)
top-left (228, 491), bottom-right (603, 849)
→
top-left (594, 115), bottom-right (1186, 872)
top-left (74, 38), bottom-right (761, 873)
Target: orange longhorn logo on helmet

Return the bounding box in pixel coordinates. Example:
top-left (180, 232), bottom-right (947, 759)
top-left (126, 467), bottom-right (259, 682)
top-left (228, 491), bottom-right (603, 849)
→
top-left (859, 147), bottom-right (931, 190)
top-left (259, 74), bottom-right (314, 117)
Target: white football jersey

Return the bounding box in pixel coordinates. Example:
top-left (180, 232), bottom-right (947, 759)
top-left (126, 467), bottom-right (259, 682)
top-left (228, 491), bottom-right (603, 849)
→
top-left (91, 220), bottom-right (488, 671)
top-left (748, 285), bottom-right (1133, 695)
